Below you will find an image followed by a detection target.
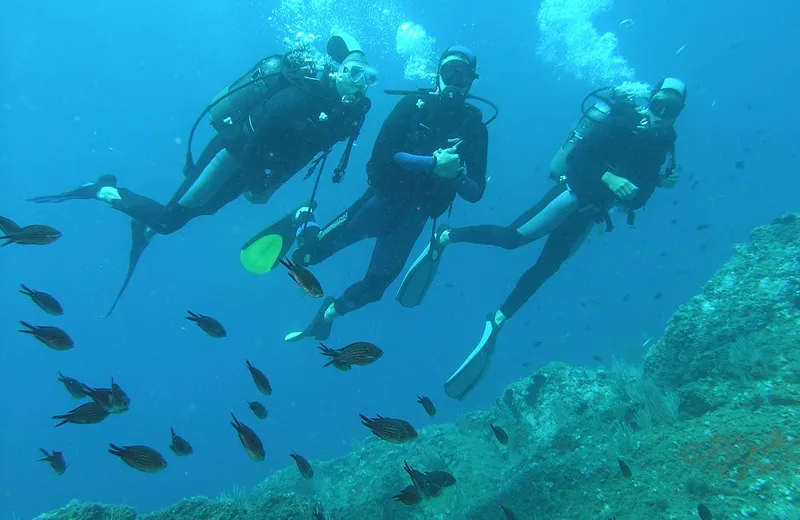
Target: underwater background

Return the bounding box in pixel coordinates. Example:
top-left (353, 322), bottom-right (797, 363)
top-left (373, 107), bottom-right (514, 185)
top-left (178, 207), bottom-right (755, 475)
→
top-left (1, 0), bottom-right (798, 519)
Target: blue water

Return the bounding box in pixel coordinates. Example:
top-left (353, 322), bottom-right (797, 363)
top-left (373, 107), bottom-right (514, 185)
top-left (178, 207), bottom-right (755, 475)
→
top-left (1, 0), bottom-right (797, 518)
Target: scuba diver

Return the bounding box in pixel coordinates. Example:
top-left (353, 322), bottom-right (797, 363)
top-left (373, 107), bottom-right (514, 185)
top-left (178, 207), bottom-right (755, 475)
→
top-left (397, 78), bottom-right (687, 400)
top-left (26, 34), bottom-right (377, 317)
top-left (241, 45), bottom-right (496, 343)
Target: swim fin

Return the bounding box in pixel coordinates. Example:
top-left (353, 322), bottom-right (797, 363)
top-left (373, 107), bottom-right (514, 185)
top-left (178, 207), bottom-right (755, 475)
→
top-left (444, 314), bottom-right (501, 400)
top-left (105, 219), bottom-right (153, 318)
top-left (284, 297), bottom-right (335, 343)
top-left (395, 226), bottom-right (449, 308)
top-left (240, 200), bottom-right (318, 275)
top-left (27, 175), bottom-right (117, 203)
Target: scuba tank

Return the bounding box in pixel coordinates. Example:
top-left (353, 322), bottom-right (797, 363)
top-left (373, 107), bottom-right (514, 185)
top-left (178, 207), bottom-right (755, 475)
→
top-left (549, 86), bottom-right (643, 183)
top-left (182, 50), bottom-right (325, 175)
top-left (208, 55), bottom-right (286, 133)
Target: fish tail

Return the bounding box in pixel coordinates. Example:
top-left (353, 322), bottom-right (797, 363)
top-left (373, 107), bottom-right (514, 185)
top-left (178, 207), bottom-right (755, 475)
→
top-left (279, 257), bottom-right (292, 269)
top-left (359, 414), bottom-right (372, 427)
top-left (38, 448), bottom-right (50, 459)
top-left (230, 412), bottom-right (240, 428)
top-left (0, 236), bottom-right (16, 246)
top-left (185, 310), bottom-right (199, 322)
top-left (170, 426), bottom-right (176, 437)
top-left (108, 443), bottom-right (125, 457)
top-left (19, 284), bottom-right (33, 295)
top-left (17, 321), bottom-right (36, 334)
top-left (53, 418), bottom-right (68, 428)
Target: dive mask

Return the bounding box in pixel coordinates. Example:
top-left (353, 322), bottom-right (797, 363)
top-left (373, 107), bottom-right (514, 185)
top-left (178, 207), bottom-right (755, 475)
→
top-left (439, 59), bottom-right (477, 89)
top-left (648, 92), bottom-right (683, 121)
top-left (338, 60), bottom-right (378, 89)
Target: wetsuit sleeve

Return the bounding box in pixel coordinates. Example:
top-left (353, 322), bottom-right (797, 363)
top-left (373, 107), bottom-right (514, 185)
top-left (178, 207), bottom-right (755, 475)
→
top-left (456, 117), bottom-right (489, 203)
top-left (393, 152), bottom-right (436, 173)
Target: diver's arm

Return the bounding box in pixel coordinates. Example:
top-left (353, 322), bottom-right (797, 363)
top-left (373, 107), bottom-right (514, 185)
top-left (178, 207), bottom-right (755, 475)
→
top-left (456, 120), bottom-right (489, 203)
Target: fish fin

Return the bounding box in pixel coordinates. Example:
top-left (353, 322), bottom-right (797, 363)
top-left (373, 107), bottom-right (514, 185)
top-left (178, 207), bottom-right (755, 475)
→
top-left (20, 284), bottom-right (33, 296)
top-left (279, 257), bottom-right (292, 269)
top-left (54, 419), bottom-right (68, 428)
top-left (170, 427), bottom-right (176, 437)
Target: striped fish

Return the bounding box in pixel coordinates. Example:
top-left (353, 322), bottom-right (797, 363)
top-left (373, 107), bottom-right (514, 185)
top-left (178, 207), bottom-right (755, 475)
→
top-left (0, 222), bottom-right (61, 246)
top-left (18, 322), bottom-right (73, 351)
top-left (280, 258), bottom-right (323, 298)
top-left (319, 342), bottom-right (383, 370)
top-left (231, 413), bottom-right (265, 461)
top-left (359, 414), bottom-right (417, 443)
top-left (52, 402), bottom-right (110, 427)
top-left (108, 443), bottom-right (167, 472)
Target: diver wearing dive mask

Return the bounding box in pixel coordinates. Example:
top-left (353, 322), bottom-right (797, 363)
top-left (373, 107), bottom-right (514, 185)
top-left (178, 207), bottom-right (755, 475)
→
top-left (436, 46), bottom-right (479, 102)
top-left (334, 54), bottom-right (378, 104)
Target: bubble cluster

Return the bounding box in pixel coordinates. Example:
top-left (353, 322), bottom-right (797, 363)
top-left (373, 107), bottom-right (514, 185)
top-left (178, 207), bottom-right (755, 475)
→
top-left (269, 0), bottom-right (436, 80)
top-left (536, 0), bottom-right (635, 86)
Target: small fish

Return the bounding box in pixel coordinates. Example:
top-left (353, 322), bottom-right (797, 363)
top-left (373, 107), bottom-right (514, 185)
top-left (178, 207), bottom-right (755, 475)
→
top-left (697, 503), bottom-right (713, 520)
top-left (592, 355), bottom-right (603, 362)
top-left (618, 458), bottom-right (632, 477)
top-left (425, 470), bottom-right (456, 488)
top-left (169, 427), bottom-right (193, 456)
top-left (57, 371), bottom-right (88, 399)
top-left (691, 181), bottom-right (699, 190)
top-left (280, 257), bottom-right (323, 298)
top-left (670, 219), bottom-right (678, 225)
top-left (672, 199), bottom-right (679, 206)
top-left (20, 285), bottom-right (63, 315)
top-left (52, 402), bottom-right (110, 427)
top-left (735, 160), bottom-right (746, 169)
top-left (618, 18), bottom-right (634, 27)
top-left (532, 340), bottom-right (543, 348)
top-left (38, 448), bottom-right (67, 475)
top-left (501, 505), bottom-right (519, 520)
top-left (18, 321), bottom-right (74, 350)
top-left (81, 378), bottom-right (130, 413)
top-left (231, 412), bottom-right (265, 461)
top-left (319, 342), bottom-right (383, 370)
top-left (0, 219), bottom-right (61, 246)
top-left (654, 292), bottom-right (664, 300)
top-left (185, 310), bottom-right (226, 338)
top-left (696, 224), bottom-right (710, 231)
top-left (404, 460), bottom-right (441, 497)
top-left (248, 400), bottom-right (268, 419)
top-left (675, 44), bottom-right (687, 55)
top-left (490, 423), bottom-right (508, 445)
top-left (393, 485), bottom-right (422, 505)
top-left (621, 294), bottom-right (630, 302)
top-left (360, 414), bottom-right (418, 443)
top-left (416, 395), bottom-right (436, 417)
top-left (312, 506), bottom-right (327, 520)
top-left (290, 451), bottom-right (314, 479)
top-left (245, 360), bottom-right (272, 395)
top-left (108, 443), bottom-right (168, 473)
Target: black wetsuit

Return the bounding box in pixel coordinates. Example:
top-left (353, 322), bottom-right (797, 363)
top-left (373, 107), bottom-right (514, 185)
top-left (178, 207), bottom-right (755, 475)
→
top-left (449, 119), bottom-right (676, 318)
top-left (111, 84), bottom-right (368, 234)
top-left (294, 93), bottom-right (489, 315)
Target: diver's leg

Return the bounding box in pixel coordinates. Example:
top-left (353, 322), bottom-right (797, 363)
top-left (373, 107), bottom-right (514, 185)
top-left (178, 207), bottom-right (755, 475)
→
top-left (445, 184), bottom-right (576, 250)
top-left (335, 209), bottom-right (428, 315)
top-left (107, 136), bottom-right (247, 234)
top-left (497, 212), bottom-right (594, 320)
top-left (291, 189), bottom-right (380, 267)
top-left (443, 211), bottom-right (593, 400)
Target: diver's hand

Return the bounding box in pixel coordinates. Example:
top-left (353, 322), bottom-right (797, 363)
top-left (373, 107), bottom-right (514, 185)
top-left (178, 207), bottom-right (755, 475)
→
top-left (601, 171), bottom-right (638, 200)
top-left (659, 172), bottom-right (680, 189)
top-left (433, 140), bottom-right (464, 179)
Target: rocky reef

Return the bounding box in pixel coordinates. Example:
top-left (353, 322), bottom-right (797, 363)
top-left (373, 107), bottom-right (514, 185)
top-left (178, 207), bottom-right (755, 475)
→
top-left (35, 214), bottom-right (800, 519)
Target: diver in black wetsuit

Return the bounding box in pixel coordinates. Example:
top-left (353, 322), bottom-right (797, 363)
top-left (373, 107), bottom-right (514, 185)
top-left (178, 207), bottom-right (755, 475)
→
top-left (267, 45), bottom-right (492, 343)
top-left (399, 78), bottom-right (687, 399)
top-left (27, 34), bottom-right (376, 316)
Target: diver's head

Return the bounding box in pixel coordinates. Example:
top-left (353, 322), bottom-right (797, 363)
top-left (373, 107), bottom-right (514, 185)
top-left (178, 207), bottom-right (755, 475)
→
top-left (436, 45), bottom-right (479, 102)
top-left (647, 77), bottom-right (687, 127)
top-left (327, 33), bottom-right (378, 103)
